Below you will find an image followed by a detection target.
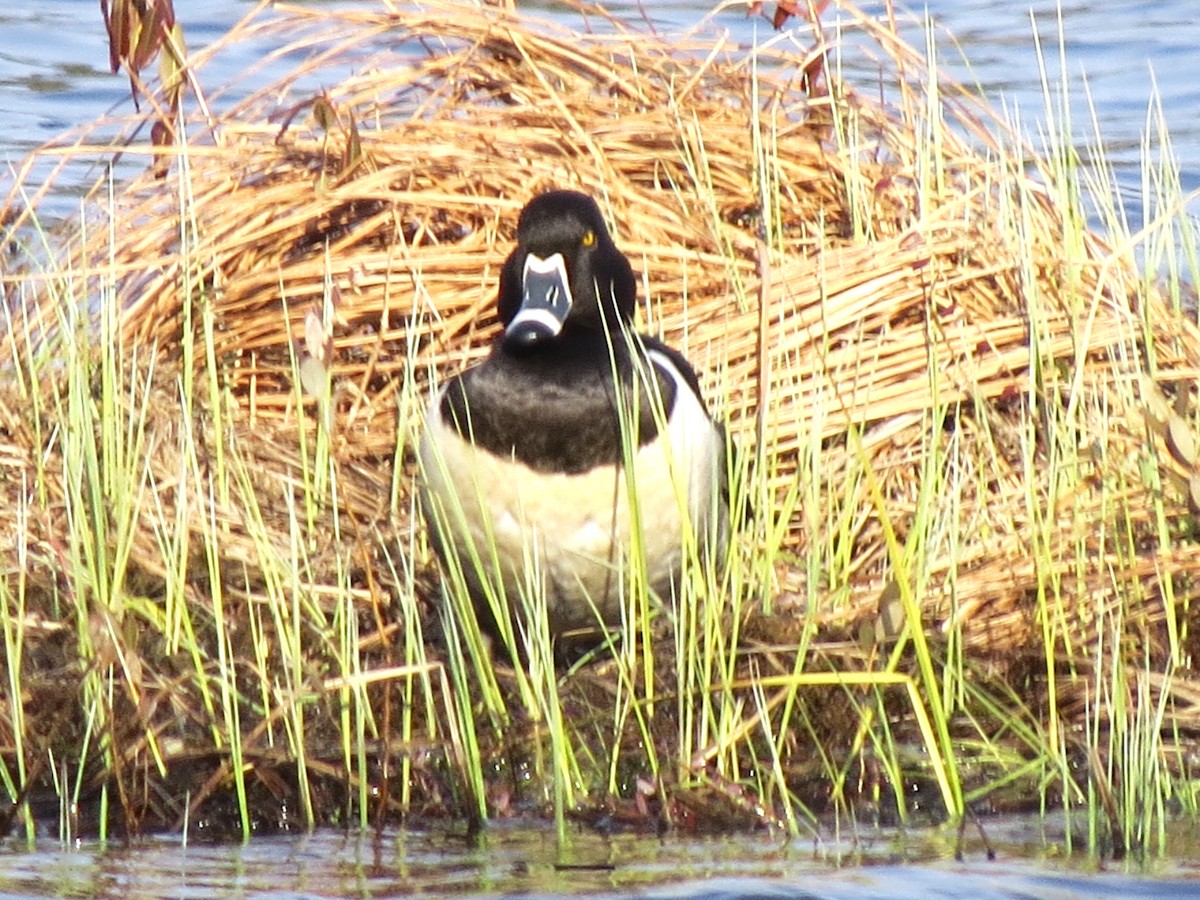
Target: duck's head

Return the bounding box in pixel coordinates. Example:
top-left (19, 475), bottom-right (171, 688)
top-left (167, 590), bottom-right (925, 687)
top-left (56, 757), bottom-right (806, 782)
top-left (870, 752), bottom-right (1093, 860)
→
top-left (497, 190), bottom-right (636, 354)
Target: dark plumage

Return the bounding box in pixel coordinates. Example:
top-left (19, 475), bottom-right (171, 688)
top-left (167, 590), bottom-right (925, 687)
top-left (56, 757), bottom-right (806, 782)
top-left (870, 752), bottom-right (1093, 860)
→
top-left (419, 190), bottom-right (727, 645)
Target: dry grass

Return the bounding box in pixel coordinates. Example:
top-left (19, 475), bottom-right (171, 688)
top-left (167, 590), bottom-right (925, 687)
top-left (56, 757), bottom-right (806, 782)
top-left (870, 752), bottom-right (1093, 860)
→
top-left (2, 0), bottom-right (1199, 838)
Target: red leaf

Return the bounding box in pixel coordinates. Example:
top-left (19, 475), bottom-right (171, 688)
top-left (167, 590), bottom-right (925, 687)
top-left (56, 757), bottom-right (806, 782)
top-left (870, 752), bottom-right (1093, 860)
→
top-left (801, 50), bottom-right (826, 95)
top-left (774, 0), bottom-right (834, 30)
top-left (152, 0), bottom-right (177, 32)
top-left (772, 1), bottom-right (799, 29)
top-left (106, 0), bottom-right (133, 73)
top-left (131, 3), bottom-right (164, 72)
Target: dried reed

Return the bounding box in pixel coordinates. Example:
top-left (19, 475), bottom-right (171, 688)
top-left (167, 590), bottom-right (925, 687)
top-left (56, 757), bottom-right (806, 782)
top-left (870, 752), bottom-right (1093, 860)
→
top-left (2, 0), bottom-right (1199, 836)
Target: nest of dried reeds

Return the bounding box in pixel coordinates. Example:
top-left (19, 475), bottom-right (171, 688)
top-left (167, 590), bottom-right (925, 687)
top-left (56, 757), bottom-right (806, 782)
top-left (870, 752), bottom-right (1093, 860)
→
top-left (3, 0), bottom-right (1200, 832)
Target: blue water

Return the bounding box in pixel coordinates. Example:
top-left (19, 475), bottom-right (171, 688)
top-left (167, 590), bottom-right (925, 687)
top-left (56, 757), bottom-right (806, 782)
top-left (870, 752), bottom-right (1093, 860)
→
top-left (1, 820), bottom-right (1198, 899)
top-left (1, 1), bottom-right (1198, 223)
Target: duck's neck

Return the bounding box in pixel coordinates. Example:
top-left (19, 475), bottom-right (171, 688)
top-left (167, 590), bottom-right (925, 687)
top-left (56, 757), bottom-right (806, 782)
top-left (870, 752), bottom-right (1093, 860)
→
top-left (441, 329), bottom-right (678, 474)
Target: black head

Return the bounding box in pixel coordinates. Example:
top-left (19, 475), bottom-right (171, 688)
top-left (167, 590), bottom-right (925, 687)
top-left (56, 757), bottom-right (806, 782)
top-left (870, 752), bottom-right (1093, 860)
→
top-left (497, 190), bottom-right (637, 354)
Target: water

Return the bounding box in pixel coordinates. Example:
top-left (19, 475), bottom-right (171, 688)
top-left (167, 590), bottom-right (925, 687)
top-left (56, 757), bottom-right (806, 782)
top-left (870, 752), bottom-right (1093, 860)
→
top-left (1, 821), bottom-right (1198, 899)
top-left (1, 1), bottom-right (1198, 223)
top-left (2, 1), bottom-right (1200, 896)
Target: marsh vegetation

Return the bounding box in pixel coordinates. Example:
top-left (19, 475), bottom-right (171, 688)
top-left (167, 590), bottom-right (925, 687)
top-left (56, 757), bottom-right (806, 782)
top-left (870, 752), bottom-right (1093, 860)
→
top-left (1, 1), bottom-right (1198, 858)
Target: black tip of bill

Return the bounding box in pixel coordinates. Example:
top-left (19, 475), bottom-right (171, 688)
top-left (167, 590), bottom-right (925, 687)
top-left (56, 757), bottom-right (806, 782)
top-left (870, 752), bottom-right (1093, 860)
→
top-left (504, 252), bottom-right (572, 354)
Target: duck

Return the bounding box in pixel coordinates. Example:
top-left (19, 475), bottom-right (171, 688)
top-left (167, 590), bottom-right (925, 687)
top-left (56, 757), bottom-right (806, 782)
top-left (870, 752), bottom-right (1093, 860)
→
top-left (418, 190), bottom-right (727, 648)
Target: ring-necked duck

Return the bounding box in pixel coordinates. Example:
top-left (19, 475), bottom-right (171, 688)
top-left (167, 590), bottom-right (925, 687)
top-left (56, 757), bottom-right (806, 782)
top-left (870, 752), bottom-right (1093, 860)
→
top-left (419, 190), bottom-right (727, 645)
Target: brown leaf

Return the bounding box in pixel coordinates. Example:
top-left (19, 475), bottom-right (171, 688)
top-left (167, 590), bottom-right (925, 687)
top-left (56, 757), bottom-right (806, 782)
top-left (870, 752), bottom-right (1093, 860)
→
top-left (1166, 412), bottom-right (1198, 467)
top-left (150, 119), bottom-right (174, 179)
top-left (874, 580), bottom-right (904, 641)
top-left (345, 111), bottom-right (363, 172)
top-left (1174, 378), bottom-right (1193, 416)
top-left (1141, 374), bottom-right (1171, 434)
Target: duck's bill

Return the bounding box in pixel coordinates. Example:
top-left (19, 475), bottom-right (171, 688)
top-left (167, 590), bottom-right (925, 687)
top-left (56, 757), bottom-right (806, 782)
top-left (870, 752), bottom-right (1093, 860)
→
top-left (504, 252), bottom-right (573, 351)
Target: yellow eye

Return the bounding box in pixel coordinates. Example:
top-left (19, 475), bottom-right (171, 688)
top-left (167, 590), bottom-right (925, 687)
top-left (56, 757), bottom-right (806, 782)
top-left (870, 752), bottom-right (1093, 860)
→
top-left (581, 229), bottom-right (596, 247)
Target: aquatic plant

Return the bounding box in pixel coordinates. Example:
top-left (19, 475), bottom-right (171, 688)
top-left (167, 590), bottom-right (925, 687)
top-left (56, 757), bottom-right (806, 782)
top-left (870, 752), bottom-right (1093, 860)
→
top-left (0, 0), bottom-right (1197, 857)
